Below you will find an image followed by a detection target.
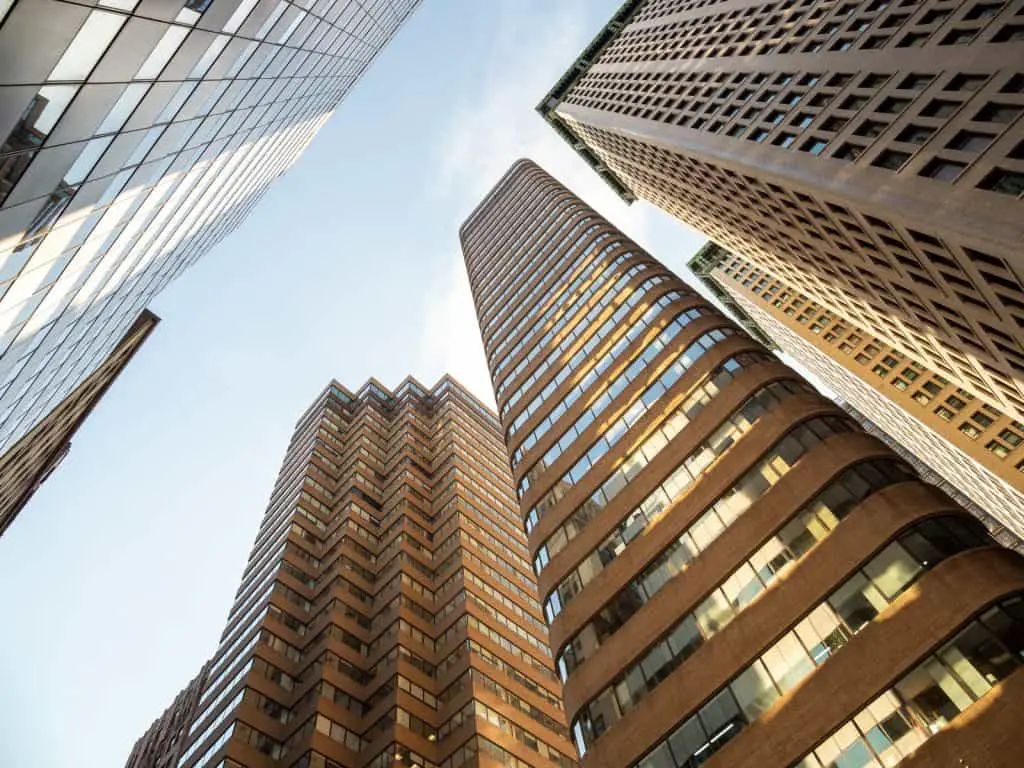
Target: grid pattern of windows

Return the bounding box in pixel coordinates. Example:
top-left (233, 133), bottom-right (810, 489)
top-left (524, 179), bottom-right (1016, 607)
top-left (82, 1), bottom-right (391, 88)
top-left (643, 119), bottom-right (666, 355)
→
top-left (712, 258), bottom-right (1024, 543)
top-left (542, 0), bottom-right (1024, 428)
top-left (0, 0), bottom-right (419, 459)
top-left (133, 376), bottom-right (575, 768)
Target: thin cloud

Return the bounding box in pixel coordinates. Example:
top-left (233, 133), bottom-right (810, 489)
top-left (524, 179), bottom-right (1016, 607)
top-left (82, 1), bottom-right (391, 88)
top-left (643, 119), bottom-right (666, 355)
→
top-left (419, 0), bottom-right (654, 408)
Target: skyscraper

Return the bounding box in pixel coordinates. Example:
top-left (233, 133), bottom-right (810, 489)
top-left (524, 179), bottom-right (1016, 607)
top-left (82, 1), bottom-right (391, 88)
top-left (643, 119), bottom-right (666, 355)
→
top-left (461, 159), bottom-right (1024, 768)
top-left (687, 243), bottom-right (777, 350)
top-left (0, 0), bottom-right (419, 459)
top-left (0, 307), bottom-right (157, 536)
top-left (697, 248), bottom-right (1024, 544)
top-left (133, 376), bottom-right (575, 768)
top-left (538, 0), bottom-right (1024, 422)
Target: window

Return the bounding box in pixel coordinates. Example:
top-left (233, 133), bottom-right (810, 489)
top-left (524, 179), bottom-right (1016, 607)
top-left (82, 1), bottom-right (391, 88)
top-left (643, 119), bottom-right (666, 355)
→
top-left (978, 168), bottom-right (1024, 196)
top-left (986, 440), bottom-right (1010, 458)
top-left (900, 74), bottom-right (933, 91)
top-left (896, 124), bottom-right (935, 144)
top-left (947, 73), bottom-right (989, 92)
top-left (948, 131), bottom-right (995, 152)
top-left (854, 119), bottom-right (888, 137)
top-left (878, 97), bottom-right (911, 113)
top-left (999, 428), bottom-right (1023, 446)
top-left (920, 159), bottom-right (967, 181)
top-left (975, 103), bottom-right (1022, 124)
top-left (873, 150), bottom-right (910, 170)
top-left (835, 143), bottom-right (864, 161)
top-left (774, 132), bottom-right (797, 148)
top-left (921, 99), bottom-right (962, 118)
top-left (960, 422), bottom-right (982, 439)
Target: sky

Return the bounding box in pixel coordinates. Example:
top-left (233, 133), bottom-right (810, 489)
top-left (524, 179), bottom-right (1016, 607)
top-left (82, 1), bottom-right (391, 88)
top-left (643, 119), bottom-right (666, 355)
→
top-left (0, 3), bottom-right (711, 767)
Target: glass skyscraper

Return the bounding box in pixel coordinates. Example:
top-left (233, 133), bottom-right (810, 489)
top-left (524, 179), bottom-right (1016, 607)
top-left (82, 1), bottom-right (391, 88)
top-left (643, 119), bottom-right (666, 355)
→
top-left (0, 0), bottom-right (419, 455)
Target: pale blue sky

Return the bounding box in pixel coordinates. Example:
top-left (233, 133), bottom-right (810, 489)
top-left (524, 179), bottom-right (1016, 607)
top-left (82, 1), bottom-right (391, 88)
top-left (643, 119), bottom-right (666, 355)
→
top-left (0, 3), bottom-right (709, 767)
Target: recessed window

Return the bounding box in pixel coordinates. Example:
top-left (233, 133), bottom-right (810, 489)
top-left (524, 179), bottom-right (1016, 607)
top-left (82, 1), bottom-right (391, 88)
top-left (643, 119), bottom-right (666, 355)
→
top-left (821, 116), bottom-right (849, 132)
top-left (834, 143), bottom-right (865, 161)
top-left (946, 74), bottom-right (989, 92)
top-left (873, 150), bottom-right (911, 169)
top-left (864, 34), bottom-right (890, 48)
top-left (774, 132), bottom-right (797, 148)
top-left (829, 73), bottom-right (854, 87)
top-left (934, 406), bottom-right (955, 421)
top-left (748, 128), bottom-right (770, 142)
top-left (766, 110), bottom-right (785, 124)
top-left (963, 3), bottom-right (1003, 21)
top-left (896, 125), bottom-right (936, 145)
top-left (972, 411), bottom-right (995, 428)
top-left (921, 99), bottom-right (962, 118)
top-left (947, 131), bottom-right (996, 152)
top-left (802, 138), bottom-right (829, 155)
top-left (975, 103), bottom-right (1022, 123)
top-left (978, 168), bottom-right (1024, 196)
top-left (920, 159), bottom-right (967, 181)
top-left (878, 97), bottom-right (911, 113)
top-left (854, 119), bottom-right (888, 137)
top-left (792, 113), bottom-right (814, 128)
top-left (941, 29), bottom-right (977, 45)
top-left (899, 74), bottom-right (934, 91)
top-left (992, 24), bottom-right (1024, 43)
top-left (897, 32), bottom-right (929, 47)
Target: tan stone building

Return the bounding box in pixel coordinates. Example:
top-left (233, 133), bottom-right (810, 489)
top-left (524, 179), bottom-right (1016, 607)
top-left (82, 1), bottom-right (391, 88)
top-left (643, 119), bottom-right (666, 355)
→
top-left (539, 0), bottom-right (1024, 423)
top-left (461, 159), bottom-right (1024, 768)
top-left (0, 308), bottom-right (158, 537)
top-left (694, 243), bottom-right (1024, 544)
top-left (132, 376), bottom-right (575, 768)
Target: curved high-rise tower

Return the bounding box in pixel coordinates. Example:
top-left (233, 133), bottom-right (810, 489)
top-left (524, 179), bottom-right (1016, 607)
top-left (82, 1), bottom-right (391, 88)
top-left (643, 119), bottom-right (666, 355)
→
top-left (461, 159), bottom-right (1024, 768)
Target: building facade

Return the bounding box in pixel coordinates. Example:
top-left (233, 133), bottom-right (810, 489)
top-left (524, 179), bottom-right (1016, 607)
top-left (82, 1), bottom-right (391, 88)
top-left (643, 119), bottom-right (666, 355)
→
top-left (687, 242), bottom-right (777, 350)
top-left (0, 0), bottom-right (419, 458)
top-left (460, 159), bottom-right (1024, 768)
top-left (133, 375), bottom-right (575, 768)
top-left (0, 306), bottom-right (157, 537)
top-left (127, 661), bottom-right (213, 768)
top-left (705, 253), bottom-right (1024, 544)
top-left (539, 0), bottom-right (1024, 423)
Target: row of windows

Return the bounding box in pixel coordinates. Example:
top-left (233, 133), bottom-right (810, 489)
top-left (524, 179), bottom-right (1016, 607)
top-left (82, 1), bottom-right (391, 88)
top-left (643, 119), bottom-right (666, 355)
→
top-left (534, 351), bottom-right (776, 575)
top-left (525, 324), bottom-right (738, 531)
top-left (545, 377), bottom-right (812, 621)
top-left (575, 513), bottom-right (991, 752)
top-left (518, 306), bottom-right (715, 497)
top-left (795, 594), bottom-right (1024, 768)
top-left (491, 234), bottom-right (619, 376)
top-left (495, 259), bottom-right (652, 400)
top-left (555, 415), bottom-right (857, 680)
top-left (631, 579), bottom-right (1020, 768)
top-left (502, 275), bottom-right (674, 423)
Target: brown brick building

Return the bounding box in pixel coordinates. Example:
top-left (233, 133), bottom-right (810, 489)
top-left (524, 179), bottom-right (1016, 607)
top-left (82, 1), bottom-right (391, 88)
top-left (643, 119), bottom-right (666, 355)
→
top-left (0, 308), bottom-right (158, 537)
top-left (539, 0), bottom-right (1024, 424)
top-left (127, 662), bottom-right (212, 768)
top-left (131, 376), bottom-right (575, 768)
top-left (461, 159), bottom-right (1024, 768)
top-left (692, 242), bottom-right (1024, 543)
